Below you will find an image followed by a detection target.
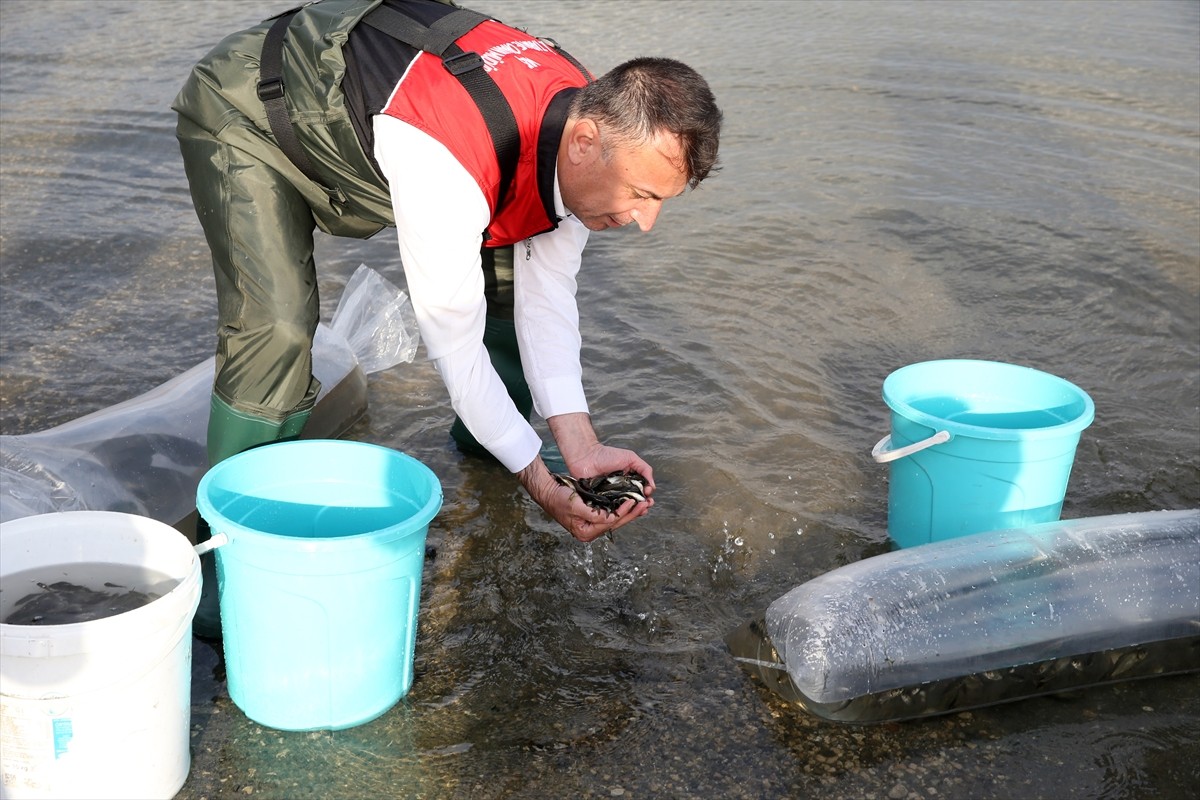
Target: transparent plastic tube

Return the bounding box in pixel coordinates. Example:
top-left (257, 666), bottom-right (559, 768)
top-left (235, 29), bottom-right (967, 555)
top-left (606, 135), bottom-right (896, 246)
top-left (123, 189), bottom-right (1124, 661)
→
top-left (0, 266), bottom-right (418, 529)
top-left (729, 510), bottom-right (1200, 723)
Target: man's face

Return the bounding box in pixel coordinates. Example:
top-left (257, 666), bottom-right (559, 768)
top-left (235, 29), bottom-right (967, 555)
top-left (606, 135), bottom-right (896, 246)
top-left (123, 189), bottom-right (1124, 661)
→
top-left (560, 121), bottom-right (689, 233)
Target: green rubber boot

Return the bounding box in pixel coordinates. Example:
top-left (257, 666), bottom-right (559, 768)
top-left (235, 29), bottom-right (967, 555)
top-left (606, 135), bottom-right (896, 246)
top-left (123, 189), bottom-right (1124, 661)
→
top-left (193, 396), bottom-right (311, 639)
top-left (205, 395), bottom-right (312, 466)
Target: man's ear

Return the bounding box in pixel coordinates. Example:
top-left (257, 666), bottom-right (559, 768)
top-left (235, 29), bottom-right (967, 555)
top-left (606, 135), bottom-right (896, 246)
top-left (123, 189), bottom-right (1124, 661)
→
top-left (566, 118), bottom-right (601, 165)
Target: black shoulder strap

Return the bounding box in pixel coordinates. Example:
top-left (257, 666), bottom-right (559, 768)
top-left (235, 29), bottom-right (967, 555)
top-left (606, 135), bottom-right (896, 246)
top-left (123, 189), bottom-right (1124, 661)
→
top-left (258, 10), bottom-right (327, 188)
top-left (257, 3), bottom-right (587, 209)
top-left (360, 3), bottom-right (521, 208)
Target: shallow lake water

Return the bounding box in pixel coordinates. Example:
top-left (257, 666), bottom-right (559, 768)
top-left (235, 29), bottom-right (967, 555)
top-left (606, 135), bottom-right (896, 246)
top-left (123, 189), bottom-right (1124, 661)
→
top-left (2, 1), bottom-right (1198, 798)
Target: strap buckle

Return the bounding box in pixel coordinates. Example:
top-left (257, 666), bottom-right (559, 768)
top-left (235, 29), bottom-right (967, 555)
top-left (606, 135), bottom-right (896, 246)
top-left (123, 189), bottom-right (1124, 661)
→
top-left (257, 77), bottom-right (285, 102)
top-left (442, 51), bottom-right (484, 76)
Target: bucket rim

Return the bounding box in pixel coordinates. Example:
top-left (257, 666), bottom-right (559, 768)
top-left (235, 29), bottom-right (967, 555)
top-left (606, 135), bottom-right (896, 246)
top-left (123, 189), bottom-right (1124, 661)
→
top-left (0, 510), bottom-right (202, 640)
top-left (196, 439), bottom-right (443, 545)
top-left (882, 359), bottom-right (1095, 441)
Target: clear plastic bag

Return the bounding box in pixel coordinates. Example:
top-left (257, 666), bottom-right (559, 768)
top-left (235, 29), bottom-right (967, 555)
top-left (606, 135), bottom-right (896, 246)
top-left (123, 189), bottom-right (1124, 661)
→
top-left (330, 264), bottom-right (420, 373)
top-left (0, 266), bottom-right (419, 528)
top-left (728, 510), bottom-right (1200, 723)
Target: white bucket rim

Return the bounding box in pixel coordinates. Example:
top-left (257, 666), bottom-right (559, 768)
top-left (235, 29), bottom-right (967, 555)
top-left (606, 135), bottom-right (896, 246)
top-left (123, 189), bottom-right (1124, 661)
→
top-left (0, 510), bottom-right (201, 653)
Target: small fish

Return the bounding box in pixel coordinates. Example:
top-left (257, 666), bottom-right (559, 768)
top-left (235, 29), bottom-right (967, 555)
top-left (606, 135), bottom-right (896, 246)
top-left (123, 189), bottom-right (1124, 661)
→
top-left (552, 470), bottom-right (648, 514)
top-left (5, 581), bottom-right (160, 625)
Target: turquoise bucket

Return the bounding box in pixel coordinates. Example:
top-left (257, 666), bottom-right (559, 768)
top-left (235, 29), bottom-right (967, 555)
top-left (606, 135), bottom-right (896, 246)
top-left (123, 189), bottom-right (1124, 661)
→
top-left (872, 360), bottom-right (1094, 549)
top-left (196, 440), bottom-right (442, 731)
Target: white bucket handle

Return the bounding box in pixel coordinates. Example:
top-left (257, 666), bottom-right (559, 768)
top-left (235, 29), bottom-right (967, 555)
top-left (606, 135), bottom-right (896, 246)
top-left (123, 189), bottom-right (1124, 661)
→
top-left (872, 430), bottom-right (952, 463)
top-left (193, 532), bottom-right (229, 557)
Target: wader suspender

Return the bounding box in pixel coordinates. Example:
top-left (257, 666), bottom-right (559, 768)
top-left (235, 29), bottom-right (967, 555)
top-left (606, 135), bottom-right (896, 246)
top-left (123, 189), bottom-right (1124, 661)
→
top-left (259, 9), bottom-right (326, 190)
top-left (259, 2), bottom-right (541, 208)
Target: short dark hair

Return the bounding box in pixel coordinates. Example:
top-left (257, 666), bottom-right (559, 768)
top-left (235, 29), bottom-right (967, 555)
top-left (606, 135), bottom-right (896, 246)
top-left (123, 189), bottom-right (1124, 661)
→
top-left (570, 57), bottom-right (722, 189)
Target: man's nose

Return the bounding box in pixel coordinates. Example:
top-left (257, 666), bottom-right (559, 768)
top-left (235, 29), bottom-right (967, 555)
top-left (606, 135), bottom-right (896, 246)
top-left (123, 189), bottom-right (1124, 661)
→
top-left (629, 200), bottom-right (663, 232)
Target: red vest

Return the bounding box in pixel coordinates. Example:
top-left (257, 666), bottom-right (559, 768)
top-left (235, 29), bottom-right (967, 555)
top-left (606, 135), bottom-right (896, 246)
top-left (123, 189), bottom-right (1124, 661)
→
top-left (381, 21), bottom-right (590, 246)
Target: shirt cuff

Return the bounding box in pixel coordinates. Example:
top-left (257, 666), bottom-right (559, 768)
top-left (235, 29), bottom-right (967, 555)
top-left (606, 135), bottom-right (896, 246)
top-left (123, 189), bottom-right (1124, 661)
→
top-left (488, 421), bottom-right (545, 473)
top-left (530, 375), bottom-right (589, 420)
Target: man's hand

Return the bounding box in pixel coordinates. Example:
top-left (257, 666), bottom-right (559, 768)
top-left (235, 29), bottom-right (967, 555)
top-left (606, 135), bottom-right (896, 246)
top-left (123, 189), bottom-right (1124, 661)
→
top-left (518, 455), bottom-right (652, 542)
top-left (518, 412), bottom-right (656, 542)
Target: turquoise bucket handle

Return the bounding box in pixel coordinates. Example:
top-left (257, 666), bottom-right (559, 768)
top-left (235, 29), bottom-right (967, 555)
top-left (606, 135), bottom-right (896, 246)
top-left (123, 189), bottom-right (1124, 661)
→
top-left (872, 430), bottom-right (952, 464)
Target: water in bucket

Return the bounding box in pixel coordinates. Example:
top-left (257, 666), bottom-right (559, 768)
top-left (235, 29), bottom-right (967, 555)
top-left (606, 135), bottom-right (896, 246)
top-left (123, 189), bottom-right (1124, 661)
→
top-left (196, 439), bottom-right (442, 731)
top-left (2, 562), bottom-right (176, 625)
top-left (872, 360), bottom-right (1094, 548)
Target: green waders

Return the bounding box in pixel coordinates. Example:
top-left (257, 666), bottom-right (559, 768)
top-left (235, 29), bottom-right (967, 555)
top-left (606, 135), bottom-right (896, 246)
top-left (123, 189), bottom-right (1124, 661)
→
top-left (175, 0), bottom-right (392, 638)
top-left (173, 0), bottom-right (535, 637)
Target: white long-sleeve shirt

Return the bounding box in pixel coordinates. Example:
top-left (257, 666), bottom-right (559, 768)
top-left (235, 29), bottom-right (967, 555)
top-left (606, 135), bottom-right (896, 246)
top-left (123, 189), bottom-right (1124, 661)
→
top-left (373, 114), bottom-right (591, 473)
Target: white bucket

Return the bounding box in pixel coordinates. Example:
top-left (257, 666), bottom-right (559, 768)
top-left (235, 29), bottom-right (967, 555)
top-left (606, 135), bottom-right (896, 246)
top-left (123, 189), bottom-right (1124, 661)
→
top-left (0, 511), bottom-right (201, 800)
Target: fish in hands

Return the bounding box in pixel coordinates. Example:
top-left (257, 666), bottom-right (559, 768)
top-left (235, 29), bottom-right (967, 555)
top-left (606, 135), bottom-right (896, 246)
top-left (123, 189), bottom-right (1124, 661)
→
top-left (551, 470), bottom-right (649, 515)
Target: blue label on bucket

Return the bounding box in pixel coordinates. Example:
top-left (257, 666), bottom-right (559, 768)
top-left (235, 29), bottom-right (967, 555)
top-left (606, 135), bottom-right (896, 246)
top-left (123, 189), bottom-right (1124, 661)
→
top-left (52, 717), bottom-right (72, 758)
